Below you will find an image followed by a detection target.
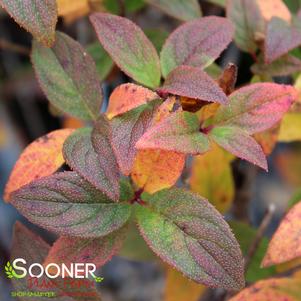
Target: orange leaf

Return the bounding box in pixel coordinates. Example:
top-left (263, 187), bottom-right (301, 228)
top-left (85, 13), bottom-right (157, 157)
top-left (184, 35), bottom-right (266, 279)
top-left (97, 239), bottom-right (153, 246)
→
top-left (256, 0), bottom-right (291, 22)
top-left (254, 125), bottom-right (280, 155)
top-left (4, 129), bottom-right (74, 202)
top-left (106, 83), bottom-right (159, 119)
top-left (164, 266), bottom-right (206, 301)
top-left (262, 202), bottom-right (301, 267)
top-left (229, 277), bottom-right (301, 301)
top-left (131, 149), bottom-right (185, 194)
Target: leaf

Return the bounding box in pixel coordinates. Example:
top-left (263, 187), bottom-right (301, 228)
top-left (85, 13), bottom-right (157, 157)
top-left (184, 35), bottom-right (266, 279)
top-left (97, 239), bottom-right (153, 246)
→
top-left (228, 277), bottom-right (301, 301)
top-left (90, 13), bottom-right (161, 88)
top-left (251, 54), bottom-right (301, 77)
top-left (44, 226), bottom-right (127, 271)
top-left (0, 0), bottom-right (57, 47)
top-left (229, 221), bottom-right (276, 282)
top-left (265, 16), bottom-right (301, 64)
top-left (257, 0), bottom-right (291, 22)
top-left (160, 16), bottom-right (234, 78)
top-left (190, 144), bottom-right (234, 214)
top-left (254, 125), bottom-right (280, 155)
top-left (11, 172), bottom-right (131, 237)
top-left (87, 42), bottom-right (114, 81)
top-left (209, 126), bottom-right (268, 170)
top-left (262, 202), bottom-right (301, 267)
top-left (213, 83), bottom-right (296, 135)
top-left (144, 0), bottom-right (201, 21)
top-left (119, 221), bottom-right (156, 261)
top-left (4, 129), bottom-right (73, 202)
top-left (135, 188), bottom-right (245, 290)
top-left (107, 83), bottom-right (159, 119)
top-left (57, 0), bottom-right (90, 22)
top-left (217, 63), bottom-right (238, 96)
top-left (132, 149), bottom-right (185, 194)
top-left (136, 111), bottom-right (210, 154)
top-left (64, 126), bottom-right (119, 201)
top-left (11, 222), bottom-right (102, 301)
top-left (206, 0), bottom-right (225, 7)
top-left (158, 66), bottom-right (228, 104)
top-left (278, 113), bottom-right (301, 142)
top-left (227, 0), bottom-right (265, 53)
top-left (110, 100), bottom-right (161, 175)
top-left (32, 31), bottom-right (103, 120)
top-left (164, 266), bottom-right (206, 301)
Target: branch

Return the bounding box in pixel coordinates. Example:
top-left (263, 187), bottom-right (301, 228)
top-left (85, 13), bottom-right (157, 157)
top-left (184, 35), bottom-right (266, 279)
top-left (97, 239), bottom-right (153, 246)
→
top-left (0, 38), bottom-right (30, 55)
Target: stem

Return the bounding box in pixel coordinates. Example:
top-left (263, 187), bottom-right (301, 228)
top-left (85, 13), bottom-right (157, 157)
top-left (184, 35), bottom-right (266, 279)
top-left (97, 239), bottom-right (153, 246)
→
top-left (244, 204), bottom-right (275, 271)
top-left (0, 38), bottom-right (30, 56)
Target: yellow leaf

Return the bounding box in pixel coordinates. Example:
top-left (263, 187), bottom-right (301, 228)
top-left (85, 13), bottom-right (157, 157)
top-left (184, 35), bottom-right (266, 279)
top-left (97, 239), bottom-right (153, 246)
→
top-left (57, 0), bottom-right (90, 22)
top-left (254, 125), bottom-right (279, 155)
top-left (190, 144), bottom-right (234, 213)
top-left (164, 266), bottom-right (206, 301)
top-left (278, 113), bottom-right (301, 142)
top-left (4, 129), bottom-right (74, 202)
top-left (276, 257), bottom-right (301, 274)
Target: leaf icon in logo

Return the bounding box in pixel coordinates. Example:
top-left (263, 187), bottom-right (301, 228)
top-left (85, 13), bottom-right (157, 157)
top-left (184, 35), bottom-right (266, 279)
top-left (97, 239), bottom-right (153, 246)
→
top-left (5, 262), bottom-right (24, 279)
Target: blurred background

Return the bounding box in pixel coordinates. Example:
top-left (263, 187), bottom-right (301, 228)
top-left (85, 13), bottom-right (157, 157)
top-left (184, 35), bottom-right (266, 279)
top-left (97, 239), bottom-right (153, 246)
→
top-left (0, 1), bottom-right (299, 300)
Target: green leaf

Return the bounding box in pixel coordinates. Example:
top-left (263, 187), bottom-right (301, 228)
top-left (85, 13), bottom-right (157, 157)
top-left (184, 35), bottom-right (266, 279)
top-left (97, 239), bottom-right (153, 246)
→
top-left (90, 13), bottom-right (161, 88)
top-left (44, 225), bottom-right (127, 269)
top-left (135, 188), bottom-right (245, 290)
top-left (124, 0), bottom-right (145, 12)
top-left (229, 221), bottom-right (276, 282)
top-left (32, 31), bottom-right (103, 120)
top-left (158, 66), bottom-right (228, 104)
top-left (227, 0), bottom-right (265, 53)
top-left (136, 111), bottom-right (210, 154)
top-left (0, 0), bottom-right (57, 47)
top-left (87, 42), bottom-right (114, 81)
top-left (64, 125), bottom-right (120, 201)
top-left (11, 172), bottom-right (131, 237)
top-left (288, 187), bottom-right (301, 208)
top-left (144, 0), bottom-right (201, 21)
top-left (109, 100), bottom-right (162, 175)
top-left (213, 83), bottom-right (296, 135)
top-left (209, 126), bottom-right (268, 170)
top-left (284, 0), bottom-right (301, 13)
top-left (160, 16), bottom-right (234, 78)
top-left (206, 0), bottom-right (225, 7)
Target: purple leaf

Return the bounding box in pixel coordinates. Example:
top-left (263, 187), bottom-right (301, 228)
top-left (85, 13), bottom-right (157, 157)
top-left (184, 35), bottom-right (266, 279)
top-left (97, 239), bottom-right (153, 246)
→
top-left (160, 16), bottom-right (234, 77)
top-left (63, 126), bottom-right (120, 201)
top-left (265, 16), bottom-right (301, 63)
top-left (136, 111), bottom-right (210, 154)
top-left (158, 65), bottom-right (228, 104)
top-left (214, 83), bottom-right (297, 134)
top-left (209, 126), bottom-right (268, 170)
top-left (90, 13), bottom-right (161, 88)
top-left (10, 172), bottom-right (131, 237)
top-left (109, 100), bottom-right (161, 175)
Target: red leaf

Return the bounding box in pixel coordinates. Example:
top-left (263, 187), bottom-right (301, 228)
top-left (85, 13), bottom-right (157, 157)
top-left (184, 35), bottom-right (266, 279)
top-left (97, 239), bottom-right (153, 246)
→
top-left (160, 16), bottom-right (234, 77)
top-left (158, 66), bottom-right (228, 104)
top-left (214, 83), bottom-right (297, 134)
top-left (210, 126), bottom-right (268, 171)
top-left (136, 111), bottom-right (210, 154)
